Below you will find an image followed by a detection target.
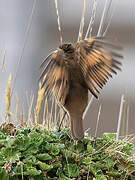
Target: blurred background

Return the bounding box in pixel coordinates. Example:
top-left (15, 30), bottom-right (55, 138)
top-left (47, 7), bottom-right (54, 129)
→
top-left (0, 0), bottom-right (134, 136)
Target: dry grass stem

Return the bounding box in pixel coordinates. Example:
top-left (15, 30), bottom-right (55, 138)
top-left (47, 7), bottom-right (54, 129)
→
top-left (116, 94), bottom-right (125, 140)
top-left (1, 49), bottom-right (6, 72)
top-left (6, 74), bottom-right (12, 123)
top-left (121, 96), bottom-right (128, 136)
top-left (95, 105), bottom-right (102, 137)
top-left (78, 0), bottom-right (87, 41)
top-left (54, 0), bottom-right (63, 45)
top-left (97, 0), bottom-right (112, 36)
top-left (42, 98), bottom-right (48, 127)
top-left (21, 104), bottom-right (27, 128)
top-left (15, 93), bottom-right (21, 125)
top-left (27, 94), bottom-right (34, 126)
top-left (35, 87), bottom-right (45, 124)
top-left (85, 0), bottom-right (97, 39)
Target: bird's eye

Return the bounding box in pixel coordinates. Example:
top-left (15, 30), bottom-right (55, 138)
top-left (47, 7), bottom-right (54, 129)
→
top-left (67, 44), bottom-right (71, 48)
top-left (66, 44), bottom-right (70, 49)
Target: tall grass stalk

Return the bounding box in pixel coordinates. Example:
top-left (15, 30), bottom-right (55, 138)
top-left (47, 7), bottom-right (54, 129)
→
top-left (116, 94), bottom-right (126, 140)
top-left (6, 74), bottom-right (12, 123)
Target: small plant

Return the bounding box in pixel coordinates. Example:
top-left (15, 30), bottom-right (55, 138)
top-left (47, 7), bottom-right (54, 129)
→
top-left (0, 123), bottom-right (135, 180)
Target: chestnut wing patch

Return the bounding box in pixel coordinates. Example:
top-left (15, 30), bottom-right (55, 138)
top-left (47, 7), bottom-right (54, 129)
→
top-left (75, 38), bottom-right (123, 98)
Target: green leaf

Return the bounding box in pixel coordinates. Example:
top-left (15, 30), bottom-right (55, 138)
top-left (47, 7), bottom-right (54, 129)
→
top-left (93, 175), bottom-right (107, 180)
top-left (1, 147), bottom-right (12, 157)
top-left (61, 149), bottom-right (76, 159)
top-left (25, 167), bottom-right (41, 176)
top-left (38, 161), bottom-right (53, 171)
top-left (36, 153), bottom-right (52, 161)
top-left (50, 145), bottom-right (60, 156)
top-left (0, 135), bottom-right (6, 140)
top-left (105, 157), bottom-right (115, 169)
top-left (30, 136), bottom-right (44, 147)
top-left (9, 177), bottom-right (19, 180)
top-left (103, 133), bottom-right (116, 141)
top-left (90, 164), bottom-right (103, 177)
top-left (29, 132), bottom-right (39, 138)
top-left (57, 169), bottom-right (70, 180)
top-left (19, 128), bottom-right (31, 136)
top-left (76, 141), bottom-right (85, 152)
top-left (106, 171), bottom-right (121, 177)
top-left (0, 154), bottom-right (7, 165)
top-left (84, 157), bottom-right (92, 165)
top-left (22, 145), bottom-right (38, 156)
top-left (14, 136), bottom-right (31, 151)
top-left (0, 168), bottom-right (9, 180)
top-left (87, 144), bottom-right (93, 153)
top-left (31, 173), bottom-right (47, 180)
top-left (64, 163), bottom-right (80, 178)
top-left (122, 143), bottom-right (134, 155)
top-left (23, 155), bottom-right (38, 165)
top-left (12, 152), bottom-right (21, 163)
top-left (11, 165), bottom-right (22, 176)
top-left (44, 142), bottom-right (51, 151)
top-left (0, 139), bottom-right (7, 146)
top-left (44, 135), bottom-right (53, 142)
top-left (0, 160), bottom-right (6, 166)
top-left (7, 137), bottom-right (15, 147)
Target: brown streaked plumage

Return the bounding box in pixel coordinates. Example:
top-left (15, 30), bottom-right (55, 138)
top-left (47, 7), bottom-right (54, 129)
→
top-left (40, 37), bottom-right (122, 140)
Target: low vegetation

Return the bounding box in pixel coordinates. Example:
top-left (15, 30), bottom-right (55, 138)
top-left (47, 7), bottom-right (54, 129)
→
top-left (0, 123), bottom-right (135, 180)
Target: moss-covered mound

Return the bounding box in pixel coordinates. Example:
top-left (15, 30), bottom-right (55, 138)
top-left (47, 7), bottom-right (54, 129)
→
top-left (0, 123), bottom-right (135, 180)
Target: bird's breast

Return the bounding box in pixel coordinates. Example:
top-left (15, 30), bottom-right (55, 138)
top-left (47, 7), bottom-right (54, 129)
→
top-left (64, 65), bottom-right (88, 115)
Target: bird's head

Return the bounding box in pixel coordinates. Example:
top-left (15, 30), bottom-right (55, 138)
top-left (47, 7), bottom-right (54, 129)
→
top-left (59, 43), bottom-right (74, 54)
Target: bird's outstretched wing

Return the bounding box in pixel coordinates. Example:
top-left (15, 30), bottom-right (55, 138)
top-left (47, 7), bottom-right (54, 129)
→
top-left (39, 49), bottom-right (69, 105)
top-left (75, 37), bottom-right (123, 98)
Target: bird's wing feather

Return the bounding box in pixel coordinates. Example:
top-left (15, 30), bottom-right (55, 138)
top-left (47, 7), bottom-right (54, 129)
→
top-left (39, 49), bottom-right (69, 105)
top-left (75, 37), bottom-right (123, 98)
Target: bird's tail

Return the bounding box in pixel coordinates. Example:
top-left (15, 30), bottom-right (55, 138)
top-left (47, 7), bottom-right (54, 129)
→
top-left (70, 115), bottom-right (84, 140)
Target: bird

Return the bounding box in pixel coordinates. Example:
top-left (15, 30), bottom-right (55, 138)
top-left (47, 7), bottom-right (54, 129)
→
top-left (39, 37), bottom-right (123, 140)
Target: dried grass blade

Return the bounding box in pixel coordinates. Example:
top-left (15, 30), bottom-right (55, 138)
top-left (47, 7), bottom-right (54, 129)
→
top-left (116, 94), bottom-right (125, 140)
top-left (78, 0), bottom-right (87, 41)
top-left (95, 105), bottom-right (102, 137)
top-left (6, 74), bottom-right (12, 123)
